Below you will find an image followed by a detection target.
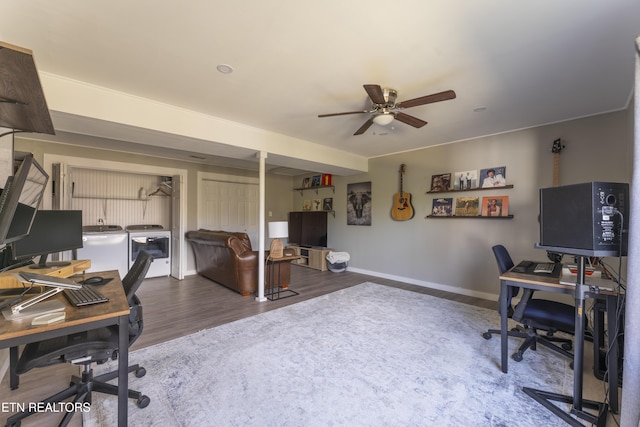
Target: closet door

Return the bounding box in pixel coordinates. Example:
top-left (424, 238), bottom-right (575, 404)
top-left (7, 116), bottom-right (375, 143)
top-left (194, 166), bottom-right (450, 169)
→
top-left (198, 173), bottom-right (259, 247)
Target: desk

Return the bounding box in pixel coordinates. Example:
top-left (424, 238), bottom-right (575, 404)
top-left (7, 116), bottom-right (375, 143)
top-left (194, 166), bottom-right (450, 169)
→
top-left (265, 255), bottom-right (301, 301)
top-left (0, 269), bottom-right (131, 427)
top-left (500, 260), bottom-right (619, 426)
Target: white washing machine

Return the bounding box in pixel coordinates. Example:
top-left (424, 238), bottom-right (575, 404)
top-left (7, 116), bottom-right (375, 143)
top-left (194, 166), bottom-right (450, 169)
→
top-left (76, 225), bottom-right (129, 278)
top-left (126, 225), bottom-right (171, 278)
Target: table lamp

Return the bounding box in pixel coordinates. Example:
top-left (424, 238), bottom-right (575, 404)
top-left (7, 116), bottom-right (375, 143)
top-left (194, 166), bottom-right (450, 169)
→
top-left (268, 221), bottom-right (288, 258)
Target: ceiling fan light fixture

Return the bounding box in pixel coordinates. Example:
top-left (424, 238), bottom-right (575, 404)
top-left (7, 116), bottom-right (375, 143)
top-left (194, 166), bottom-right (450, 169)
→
top-left (373, 112), bottom-right (395, 126)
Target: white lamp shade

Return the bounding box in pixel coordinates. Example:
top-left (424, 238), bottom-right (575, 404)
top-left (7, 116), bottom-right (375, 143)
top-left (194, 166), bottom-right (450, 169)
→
top-left (268, 221), bottom-right (288, 239)
top-left (373, 113), bottom-right (395, 126)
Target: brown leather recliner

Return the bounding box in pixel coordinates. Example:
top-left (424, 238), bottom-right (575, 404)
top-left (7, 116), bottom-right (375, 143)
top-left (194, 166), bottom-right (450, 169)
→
top-left (185, 229), bottom-right (293, 296)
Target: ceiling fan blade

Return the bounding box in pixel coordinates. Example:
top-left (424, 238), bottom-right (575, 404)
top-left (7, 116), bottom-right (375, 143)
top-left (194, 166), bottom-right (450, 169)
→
top-left (396, 90), bottom-right (456, 109)
top-left (395, 112), bottom-right (427, 128)
top-left (363, 84), bottom-right (386, 104)
top-left (318, 110), bottom-right (369, 118)
top-left (354, 118), bottom-right (374, 135)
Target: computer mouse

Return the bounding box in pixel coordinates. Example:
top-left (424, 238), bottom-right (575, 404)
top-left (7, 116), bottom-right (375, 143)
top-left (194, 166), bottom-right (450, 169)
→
top-left (83, 276), bottom-right (105, 285)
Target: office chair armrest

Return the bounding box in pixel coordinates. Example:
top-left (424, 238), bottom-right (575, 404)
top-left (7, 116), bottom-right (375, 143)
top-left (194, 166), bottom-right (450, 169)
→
top-left (512, 288), bottom-right (535, 322)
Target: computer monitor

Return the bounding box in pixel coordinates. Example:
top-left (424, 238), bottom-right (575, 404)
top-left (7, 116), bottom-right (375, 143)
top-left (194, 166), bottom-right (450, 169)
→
top-left (12, 210), bottom-right (83, 269)
top-left (0, 153), bottom-right (49, 244)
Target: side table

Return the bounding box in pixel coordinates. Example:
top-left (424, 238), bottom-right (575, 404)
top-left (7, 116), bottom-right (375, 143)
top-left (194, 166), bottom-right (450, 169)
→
top-left (265, 255), bottom-right (300, 301)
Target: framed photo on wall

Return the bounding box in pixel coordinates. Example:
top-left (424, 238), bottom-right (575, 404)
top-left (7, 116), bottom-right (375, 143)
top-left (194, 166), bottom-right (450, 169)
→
top-left (430, 173), bottom-right (451, 192)
top-left (453, 170), bottom-right (477, 190)
top-left (455, 196), bottom-right (479, 216)
top-left (479, 166), bottom-right (507, 188)
top-left (323, 197), bottom-right (333, 211)
top-left (431, 198), bottom-right (453, 216)
top-left (347, 181), bottom-right (372, 226)
top-left (481, 196), bottom-right (509, 217)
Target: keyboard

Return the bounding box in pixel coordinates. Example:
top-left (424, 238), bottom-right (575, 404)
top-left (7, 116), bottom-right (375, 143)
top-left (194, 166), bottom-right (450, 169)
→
top-left (534, 263), bottom-right (555, 274)
top-left (63, 286), bottom-right (109, 307)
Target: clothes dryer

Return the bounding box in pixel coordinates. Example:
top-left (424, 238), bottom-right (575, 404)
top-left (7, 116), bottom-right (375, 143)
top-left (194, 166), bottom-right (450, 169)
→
top-left (126, 225), bottom-right (171, 278)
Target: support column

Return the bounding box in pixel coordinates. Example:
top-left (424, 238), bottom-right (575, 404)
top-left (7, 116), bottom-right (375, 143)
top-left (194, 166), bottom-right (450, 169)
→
top-left (255, 151), bottom-right (267, 302)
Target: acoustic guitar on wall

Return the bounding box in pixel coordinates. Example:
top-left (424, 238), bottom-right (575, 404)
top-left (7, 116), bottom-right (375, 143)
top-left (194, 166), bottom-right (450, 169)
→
top-left (391, 164), bottom-right (414, 221)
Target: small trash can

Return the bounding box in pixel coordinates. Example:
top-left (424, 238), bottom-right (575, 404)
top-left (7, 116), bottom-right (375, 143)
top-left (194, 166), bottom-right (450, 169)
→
top-left (326, 251), bottom-right (350, 273)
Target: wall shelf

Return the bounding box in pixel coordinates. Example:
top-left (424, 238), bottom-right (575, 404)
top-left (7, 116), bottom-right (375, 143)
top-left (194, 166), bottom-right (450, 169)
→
top-left (291, 210), bottom-right (335, 218)
top-left (427, 184), bottom-right (513, 194)
top-left (294, 185), bottom-right (335, 195)
top-left (426, 215), bottom-right (514, 219)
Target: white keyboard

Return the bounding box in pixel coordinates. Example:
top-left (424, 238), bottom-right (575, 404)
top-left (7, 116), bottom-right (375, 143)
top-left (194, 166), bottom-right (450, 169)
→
top-left (534, 263), bottom-right (555, 273)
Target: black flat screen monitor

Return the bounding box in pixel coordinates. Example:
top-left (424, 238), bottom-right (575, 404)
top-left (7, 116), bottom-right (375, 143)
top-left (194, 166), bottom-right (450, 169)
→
top-left (0, 153), bottom-right (49, 244)
top-left (12, 210), bottom-right (83, 269)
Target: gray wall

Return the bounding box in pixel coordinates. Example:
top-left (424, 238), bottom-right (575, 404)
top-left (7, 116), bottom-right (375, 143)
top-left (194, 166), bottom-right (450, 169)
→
top-left (311, 110), bottom-right (632, 299)
top-left (17, 108), bottom-right (632, 300)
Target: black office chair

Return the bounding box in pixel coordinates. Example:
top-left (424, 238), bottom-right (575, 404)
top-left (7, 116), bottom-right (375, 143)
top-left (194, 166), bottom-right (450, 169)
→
top-left (6, 250), bottom-right (154, 427)
top-left (482, 244), bottom-right (576, 362)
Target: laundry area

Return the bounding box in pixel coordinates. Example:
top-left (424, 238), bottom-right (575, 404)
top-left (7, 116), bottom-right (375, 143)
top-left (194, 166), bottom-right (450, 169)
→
top-left (64, 167), bottom-right (175, 278)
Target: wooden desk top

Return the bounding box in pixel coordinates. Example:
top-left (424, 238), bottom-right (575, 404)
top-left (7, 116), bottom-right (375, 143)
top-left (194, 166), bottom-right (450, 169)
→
top-left (0, 259), bottom-right (91, 289)
top-left (501, 265), bottom-right (619, 296)
top-left (0, 269), bottom-right (129, 342)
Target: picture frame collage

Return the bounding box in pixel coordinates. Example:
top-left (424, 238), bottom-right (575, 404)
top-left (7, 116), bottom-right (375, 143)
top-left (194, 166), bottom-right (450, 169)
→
top-left (301, 174), bottom-right (333, 212)
top-left (428, 166), bottom-right (510, 217)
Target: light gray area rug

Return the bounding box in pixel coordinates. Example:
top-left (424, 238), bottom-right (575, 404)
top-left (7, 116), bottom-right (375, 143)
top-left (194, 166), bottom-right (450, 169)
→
top-left (84, 282), bottom-right (576, 426)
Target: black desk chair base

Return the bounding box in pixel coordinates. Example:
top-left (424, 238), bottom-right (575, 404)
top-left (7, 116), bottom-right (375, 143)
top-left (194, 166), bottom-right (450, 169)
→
top-left (5, 363), bottom-right (150, 427)
top-left (482, 326), bottom-right (573, 363)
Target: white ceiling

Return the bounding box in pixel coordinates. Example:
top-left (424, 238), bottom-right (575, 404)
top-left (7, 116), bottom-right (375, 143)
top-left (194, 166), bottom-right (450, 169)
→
top-left (1, 1), bottom-right (639, 175)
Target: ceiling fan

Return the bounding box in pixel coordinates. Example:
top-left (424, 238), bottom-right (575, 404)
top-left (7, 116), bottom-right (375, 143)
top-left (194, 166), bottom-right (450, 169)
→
top-left (318, 84), bottom-right (456, 135)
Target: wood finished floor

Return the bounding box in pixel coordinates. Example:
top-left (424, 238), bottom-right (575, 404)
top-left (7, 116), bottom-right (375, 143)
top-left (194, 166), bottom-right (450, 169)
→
top-left (0, 266), bottom-right (496, 426)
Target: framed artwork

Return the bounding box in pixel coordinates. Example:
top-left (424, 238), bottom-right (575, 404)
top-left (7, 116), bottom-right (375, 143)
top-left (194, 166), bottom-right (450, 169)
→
top-left (453, 170), bottom-right (477, 190)
top-left (347, 181), bottom-right (372, 226)
top-left (303, 199), bottom-right (312, 211)
top-left (430, 173), bottom-right (451, 192)
top-left (302, 177), bottom-right (311, 188)
top-left (481, 196), bottom-right (509, 217)
top-left (323, 197), bottom-right (333, 211)
top-left (479, 166), bottom-right (507, 188)
top-left (312, 198), bottom-right (322, 211)
top-left (431, 198), bottom-right (453, 216)
top-left (311, 175), bottom-right (321, 187)
top-left (454, 197), bottom-right (479, 216)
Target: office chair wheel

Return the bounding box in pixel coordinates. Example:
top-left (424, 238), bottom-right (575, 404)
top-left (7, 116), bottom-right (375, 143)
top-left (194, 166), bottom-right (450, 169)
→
top-left (137, 395), bottom-right (151, 408)
top-left (135, 366), bottom-right (146, 378)
top-left (482, 332), bottom-right (492, 339)
top-left (561, 342), bottom-right (572, 351)
top-left (511, 352), bottom-right (523, 362)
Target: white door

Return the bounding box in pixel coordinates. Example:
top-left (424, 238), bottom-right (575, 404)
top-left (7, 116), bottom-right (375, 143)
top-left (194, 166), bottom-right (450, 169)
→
top-left (198, 173), bottom-right (260, 248)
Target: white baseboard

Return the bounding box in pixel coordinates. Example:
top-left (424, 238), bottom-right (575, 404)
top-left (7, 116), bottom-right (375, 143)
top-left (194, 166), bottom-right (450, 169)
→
top-left (346, 266), bottom-right (498, 302)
